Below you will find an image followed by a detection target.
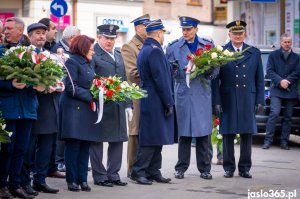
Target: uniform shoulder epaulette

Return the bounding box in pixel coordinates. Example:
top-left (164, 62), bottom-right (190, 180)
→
top-left (151, 44), bottom-right (159, 48)
top-left (168, 39), bottom-right (179, 46)
top-left (202, 37), bottom-right (213, 44)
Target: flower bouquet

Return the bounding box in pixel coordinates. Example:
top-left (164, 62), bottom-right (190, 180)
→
top-left (211, 116), bottom-right (240, 153)
top-left (0, 112), bottom-right (12, 150)
top-left (186, 44), bottom-right (243, 87)
top-left (90, 75), bottom-right (147, 123)
top-left (0, 45), bottom-right (64, 88)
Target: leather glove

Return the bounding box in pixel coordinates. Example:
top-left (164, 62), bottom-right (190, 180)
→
top-left (214, 105), bottom-right (222, 118)
top-left (255, 104), bottom-right (264, 115)
top-left (169, 60), bottom-right (179, 74)
top-left (125, 108), bottom-right (133, 122)
top-left (165, 106), bottom-right (173, 117)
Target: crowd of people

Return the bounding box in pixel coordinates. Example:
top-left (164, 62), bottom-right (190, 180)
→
top-left (0, 13), bottom-right (299, 199)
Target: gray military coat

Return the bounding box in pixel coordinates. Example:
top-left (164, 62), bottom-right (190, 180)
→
top-left (166, 36), bottom-right (217, 137)
top-left (91, 43), bottom-right (130, 142)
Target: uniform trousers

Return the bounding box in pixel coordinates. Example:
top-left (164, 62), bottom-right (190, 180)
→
top-left (175, 135), bottom-right (212, 173)
top-left (89, 142), bottom-right (123, 183)
top-left (223, 134), bottom-right (252, 173)
top-left (127, 135), bottom-right (138, 176)
top-left (131, 146), bottom-right (163, 178)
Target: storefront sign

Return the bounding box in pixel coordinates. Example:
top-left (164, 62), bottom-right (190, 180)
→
top-left (50, 14), bottom-right (70, 29)
top-left (0, 12), bottom-right (15, 24)
top-left (97, 16), bottom-right (129, 32)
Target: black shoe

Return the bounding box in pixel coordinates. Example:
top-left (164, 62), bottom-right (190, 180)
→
top-left (262, 144), bottom-right (270, 149)
top-left (131, 176), bottom-right (152, 185)
top-left (48, 171), bottom-right (65, 178)
top-left (280, 144), bottom-right (290, 150)
top-left (238, 171), bottom-right (252, 178)
top-left (32, 183), bottom-right (59, 194)
top-left (110, 180), bottom-right (127, 186)
top-left (147, 175), bottom-right (171, 183)
top-left (67, 182), bottom-right (80, 192)
top-left (174, 171), bottom-right (184, 179)
top-left (223, 171), bottom-right (234, 178)
top-left (10, 188), bottom-right (35, 199)
top-left (22, 185), bottom-right (38, 196)
top-left (0, 187), bottom-right (13, 199)
top-left (79, 182), bottom-right (91, 192)
top-left (200, 172), bottom-right (212, 180)
top-left (94, 180), bottom-right (113, 187)
top-left (57, 163), bottom-right (66, 172)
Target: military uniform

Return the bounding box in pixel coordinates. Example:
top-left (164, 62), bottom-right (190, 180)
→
top-left (212, 20), bottom-right (265, 178)
top-left (131, 20), bottom-right (175, 185)
top-left (121, 14), bottom-right (150, 177)
top-left (166, 16), bottom-right (216, 180)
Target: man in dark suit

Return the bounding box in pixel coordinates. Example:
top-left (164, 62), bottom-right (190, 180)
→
top-left (262, 34), bottom-right (300, 150)
top-left (90, 24), bottom-right (131, 187)
top-left (212, 20), bottom-right (265, 179)
top-left (130, 19), bottom-right (175, 185)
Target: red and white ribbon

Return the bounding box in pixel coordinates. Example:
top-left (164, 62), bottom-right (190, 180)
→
top-left (185, 60), bottom-right (194, 88)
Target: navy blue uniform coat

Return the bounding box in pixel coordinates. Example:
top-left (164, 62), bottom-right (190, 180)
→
top-left (59, 54), bottom-right (99, 141)
top-left (91, 43), bottom-right (130, 142)
top-left (267, 48), bottom-right (300, 99)
top-left (212, 42), bottom-right (265, 134)
top-left (137, 38), bottom-right (175, 146)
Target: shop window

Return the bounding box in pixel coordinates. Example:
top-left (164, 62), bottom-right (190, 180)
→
top-left (187, 0), bottom-right (202, 6)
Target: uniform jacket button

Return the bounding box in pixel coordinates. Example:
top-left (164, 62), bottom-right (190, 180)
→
top-left (236, 75), bottom-right (239, 77)
top-left (236, 84), bottom-right (239, 87)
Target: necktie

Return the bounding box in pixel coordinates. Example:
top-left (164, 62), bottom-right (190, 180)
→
top-left (237, 48), bottom-right (240, 52)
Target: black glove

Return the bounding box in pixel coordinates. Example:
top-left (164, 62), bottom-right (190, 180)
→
top-left (165, 106), bottom-right (173, 117)
top-left (169, 60), bottom-right (179, 74)
top-left (255, 104), bottom-right (264, 115)
top-left (214, 105), bottom-right (222, 118)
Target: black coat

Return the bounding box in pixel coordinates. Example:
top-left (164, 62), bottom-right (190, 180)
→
top-left (267, 48), bottom-right (300, 99)
top-left (137, 38), bottom-right (175, 146)
top-left (212, 42), bottom-right (265, 134)
top-left (59, 54), bottom-right (99, 142)
top-left (31, 93), bottom-right (59, 134)
top-left (91, 43), bottom-right (130, 142)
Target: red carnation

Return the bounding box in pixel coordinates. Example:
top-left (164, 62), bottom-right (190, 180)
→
top-left (108, 78), bottom-right (114, 84)
top-left (115, 86), bottom-right (120, 92)
top-left (93, 79), bottom-right (101, 86)
top-left (204, 44), bottom-right (212, 50)
top-left (195, 48), bottom-right (203, 56)
top-left (106, 90), bottom-right (114, 98)
top-left (214, 119), bottom-right (220, 125)
top-left (186, 54), bottom-right (192, 60)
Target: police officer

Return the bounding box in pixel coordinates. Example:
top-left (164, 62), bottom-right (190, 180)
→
top-left (166, 16), bottom-right (216, 180)
top-left (131, 19), bottom-right (175, 185)
top-left (212, 20), bottom-right (265, 178)
top-left (90, 24), bottom-right (130, 187)
top-left (121, 14), bottom-right (150, 178)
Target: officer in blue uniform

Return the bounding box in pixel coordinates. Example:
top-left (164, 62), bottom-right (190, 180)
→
top-left (212, 20), bottom-right (265, 179)
top-left (166, 16), bottom-right (216, 180)
top-left (131, 19), bottom-right (175, 185)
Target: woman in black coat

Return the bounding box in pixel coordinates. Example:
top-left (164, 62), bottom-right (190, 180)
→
top-left (59, 35), bottom-right (97, 192)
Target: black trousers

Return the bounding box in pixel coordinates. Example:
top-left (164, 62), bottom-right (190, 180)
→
top-left (131, 146), bottom-right (163, 178)
top-left (175, 135), bottom-right (212, 173)
top-left (223, 134), bottom-right (252, 173)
